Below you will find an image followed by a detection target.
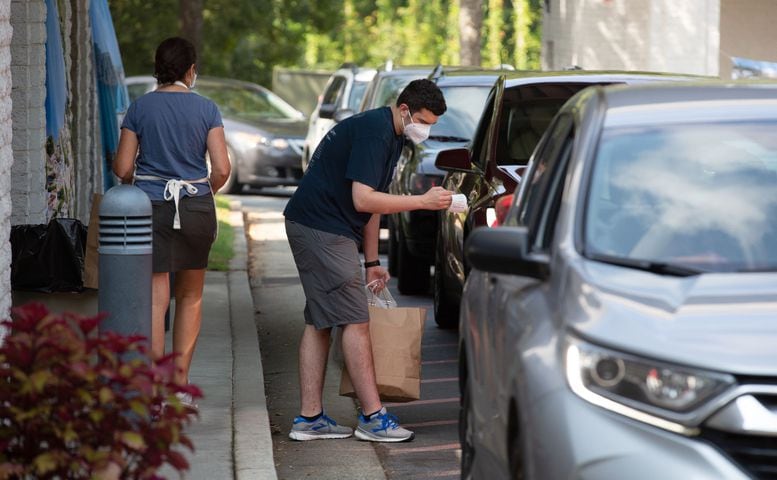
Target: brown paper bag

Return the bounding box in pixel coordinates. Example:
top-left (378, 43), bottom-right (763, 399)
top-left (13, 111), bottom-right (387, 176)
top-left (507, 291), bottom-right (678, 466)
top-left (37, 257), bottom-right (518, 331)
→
top-left (83, 193), bottom-right (102, 290)
top-left (339, 304), bottom-right (427, 403)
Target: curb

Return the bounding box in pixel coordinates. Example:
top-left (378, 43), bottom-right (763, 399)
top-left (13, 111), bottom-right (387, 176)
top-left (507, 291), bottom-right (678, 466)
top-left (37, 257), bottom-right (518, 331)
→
top-left (228, 200), bottom-right (278, 480)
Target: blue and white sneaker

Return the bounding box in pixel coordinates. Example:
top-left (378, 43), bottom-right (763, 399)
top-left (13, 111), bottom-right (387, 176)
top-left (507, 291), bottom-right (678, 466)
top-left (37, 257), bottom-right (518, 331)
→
top-left (355, 407), bottom-right (415, 443)
top-left (288, 413), bottom-right (353, 441)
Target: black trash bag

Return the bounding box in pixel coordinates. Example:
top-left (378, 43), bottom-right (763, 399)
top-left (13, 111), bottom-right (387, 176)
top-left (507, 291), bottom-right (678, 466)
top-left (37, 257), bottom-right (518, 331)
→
top-left (10, 218), bottom-right (88, 293)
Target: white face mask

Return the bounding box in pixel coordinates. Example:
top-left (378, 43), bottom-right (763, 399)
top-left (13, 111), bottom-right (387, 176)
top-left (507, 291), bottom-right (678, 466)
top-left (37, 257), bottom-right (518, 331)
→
top-left (190, 71), bottom-right (197, 89)
top-left (402, 111), bottom-right (431, 144)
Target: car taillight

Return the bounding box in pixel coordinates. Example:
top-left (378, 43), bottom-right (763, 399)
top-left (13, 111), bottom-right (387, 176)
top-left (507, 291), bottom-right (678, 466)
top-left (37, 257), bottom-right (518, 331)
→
top-left (409, 174), bottom-right (443, 195)
top-left (490, 194), bottom-right (514, 227)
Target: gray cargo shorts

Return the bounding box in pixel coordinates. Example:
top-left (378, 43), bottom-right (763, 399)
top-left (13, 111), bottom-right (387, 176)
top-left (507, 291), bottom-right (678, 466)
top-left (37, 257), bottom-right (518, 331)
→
top-left (285, 219), bottom-right (369, 330)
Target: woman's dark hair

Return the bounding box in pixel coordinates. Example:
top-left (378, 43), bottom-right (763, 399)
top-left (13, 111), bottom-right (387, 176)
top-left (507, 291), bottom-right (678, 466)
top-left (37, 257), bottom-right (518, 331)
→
top-left (154, 37), bottom-right (197, 85)
top-left (396, 79), bottom-right (447, 116)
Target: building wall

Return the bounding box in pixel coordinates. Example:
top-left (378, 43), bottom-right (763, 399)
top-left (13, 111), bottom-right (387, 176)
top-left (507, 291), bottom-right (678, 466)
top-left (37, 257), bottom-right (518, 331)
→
top-left (0, 0), bottom-right (13, 321)
top-left (69, 0), bottom-right (101, 223)
top-left (542, 0), bottom-right (720, 76)
top-left (10, 0), bottom-right (47, 226)
top-left (719, 0), bottom-right (777, 79)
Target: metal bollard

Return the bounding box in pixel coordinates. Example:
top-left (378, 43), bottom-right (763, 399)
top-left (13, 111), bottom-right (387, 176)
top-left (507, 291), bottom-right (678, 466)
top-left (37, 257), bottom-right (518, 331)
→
top-left (98, 184), bottom-right (153, 340)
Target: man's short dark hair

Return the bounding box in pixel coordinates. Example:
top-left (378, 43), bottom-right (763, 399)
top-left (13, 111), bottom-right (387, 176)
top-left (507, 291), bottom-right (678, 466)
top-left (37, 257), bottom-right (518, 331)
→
top-left (396, 79), bottom-right (447, 116)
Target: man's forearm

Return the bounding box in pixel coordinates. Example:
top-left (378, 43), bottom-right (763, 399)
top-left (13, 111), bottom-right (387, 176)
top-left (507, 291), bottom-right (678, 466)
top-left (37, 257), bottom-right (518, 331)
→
top-left (362, 213), bottom-right (381, 262)
top-left (354, 189), bottom-right (423, 214)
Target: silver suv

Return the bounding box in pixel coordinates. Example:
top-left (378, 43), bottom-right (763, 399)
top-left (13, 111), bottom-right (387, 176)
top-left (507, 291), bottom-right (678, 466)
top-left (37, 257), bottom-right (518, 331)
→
top-left (460, 83), bottom-right (777, 479)
top-left (302, 64), bottom-right (376, 171)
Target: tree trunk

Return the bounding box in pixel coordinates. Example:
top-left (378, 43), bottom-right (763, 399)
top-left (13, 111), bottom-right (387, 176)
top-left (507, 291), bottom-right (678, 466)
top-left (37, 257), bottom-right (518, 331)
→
top-left (179, 0), bottom-right (204, 57)
top-left (459, 0), bottom-right (483, 66)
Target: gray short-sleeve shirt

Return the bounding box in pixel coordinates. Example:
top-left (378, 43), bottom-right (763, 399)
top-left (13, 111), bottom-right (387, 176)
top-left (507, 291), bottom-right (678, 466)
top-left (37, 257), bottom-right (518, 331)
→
top-left (121, 91), bottom-right (223, 201)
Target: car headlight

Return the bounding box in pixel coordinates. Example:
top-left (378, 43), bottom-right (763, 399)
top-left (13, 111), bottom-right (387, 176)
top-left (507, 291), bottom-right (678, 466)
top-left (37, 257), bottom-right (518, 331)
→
top-left (231, 131), bottom-right (266, 148)
top-left (270, 138), bottom-right (289, 150)
top-left (565, 338), bottom-right (735, 435)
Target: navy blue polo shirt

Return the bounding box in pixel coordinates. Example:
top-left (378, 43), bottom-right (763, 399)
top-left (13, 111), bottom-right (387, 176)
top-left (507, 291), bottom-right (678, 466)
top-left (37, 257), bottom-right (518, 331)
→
top-left (284, 107), bottom-right (404, 243)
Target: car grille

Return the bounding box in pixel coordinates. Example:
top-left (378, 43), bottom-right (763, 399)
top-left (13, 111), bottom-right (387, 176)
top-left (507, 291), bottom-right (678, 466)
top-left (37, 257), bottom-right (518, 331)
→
top-left (288, 139), bottom-right (304, 156)
top-left (701, 429), bottom-right (777, 479)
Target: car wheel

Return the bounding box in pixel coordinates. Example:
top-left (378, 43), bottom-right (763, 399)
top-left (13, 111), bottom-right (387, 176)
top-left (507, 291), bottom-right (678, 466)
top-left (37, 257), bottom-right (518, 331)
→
top-left (397, 228), bottom-right (430, 295)
top-left (434, 234), bottom-right (460, 328)
top-left (218, 146), bottom-right (242, 194)
top-left (460, 372), bottom-right (476, 479)
top-left (387, 217), bottom-right (398, 277)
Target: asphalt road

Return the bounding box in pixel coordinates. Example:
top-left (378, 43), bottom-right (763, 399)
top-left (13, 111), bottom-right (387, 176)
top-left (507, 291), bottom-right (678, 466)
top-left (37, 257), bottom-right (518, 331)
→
top-left (239, 189), bottom-right (461, 480)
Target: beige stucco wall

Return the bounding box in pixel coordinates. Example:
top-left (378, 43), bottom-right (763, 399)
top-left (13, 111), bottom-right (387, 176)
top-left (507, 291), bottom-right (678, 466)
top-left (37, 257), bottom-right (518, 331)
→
top-left (542, 0), bottom-right (720, 76)
top-left (719, 0), bottom-right (777, 79)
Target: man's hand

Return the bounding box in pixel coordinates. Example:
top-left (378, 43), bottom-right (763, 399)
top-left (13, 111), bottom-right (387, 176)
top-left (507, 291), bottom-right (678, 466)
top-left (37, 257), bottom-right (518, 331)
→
top-left (420, 186), bottom-right (454, 210)
top-left (366, 266), bottom-right (390, 292)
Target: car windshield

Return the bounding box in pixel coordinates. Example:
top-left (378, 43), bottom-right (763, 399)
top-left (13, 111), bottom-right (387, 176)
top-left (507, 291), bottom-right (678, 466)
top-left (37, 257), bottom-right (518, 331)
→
top-left (371, 73), bottom-right (426, 108)
top-left (431, 85), bottom-right (491, 140)
top-left (585, 121), bottom-right (777, 273)
top-left (195, 84), bottom-right (301, 121)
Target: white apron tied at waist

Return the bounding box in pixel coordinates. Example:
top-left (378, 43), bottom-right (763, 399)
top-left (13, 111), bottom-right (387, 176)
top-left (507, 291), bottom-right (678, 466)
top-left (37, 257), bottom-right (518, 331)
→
top-left (134, 175), bottom-right (209, 229)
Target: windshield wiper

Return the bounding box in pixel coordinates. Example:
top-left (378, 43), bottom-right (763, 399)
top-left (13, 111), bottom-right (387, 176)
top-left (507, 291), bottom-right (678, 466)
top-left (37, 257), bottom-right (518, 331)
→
top-left (587, 252), bottom-right (709, 277)
top-left (427, 135), bottom-right (470, 143)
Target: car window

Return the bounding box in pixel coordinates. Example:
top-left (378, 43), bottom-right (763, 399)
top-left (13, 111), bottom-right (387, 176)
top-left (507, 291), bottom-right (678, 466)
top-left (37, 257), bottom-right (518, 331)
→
top-left (127, 82), bottom-right (151, 102)
top-left (432, 85), bottom-right (491, 141)
top-left (585, 121), bottom-right (777, 273)
top-left (494, 83), bottom-right (591, 166)
top-left (348, 81), bottom-right (369, 111)
top-left (323, 76), bottom-right (347, 106)
top-left (517, 113), bottom-right (573, 236)
top-left (196, 84), bottom-right (300, 121)
top-left (470, 97), bottom-right (496, 169)
top-left (535, 130), bottom-right (574, 251)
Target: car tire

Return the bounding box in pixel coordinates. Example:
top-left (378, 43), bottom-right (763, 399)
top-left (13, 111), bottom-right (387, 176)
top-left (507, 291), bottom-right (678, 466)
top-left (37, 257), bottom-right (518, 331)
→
top-left (460, 370), bottom-right (476, 480)
top-left (218, 146), bottom-right (242, 194)
top-left (397, 228), bottom-right (430, 295)
top-left (387, 217), bottom-right (398, 277)
top-left (434, 234), bottom-right (460, 328)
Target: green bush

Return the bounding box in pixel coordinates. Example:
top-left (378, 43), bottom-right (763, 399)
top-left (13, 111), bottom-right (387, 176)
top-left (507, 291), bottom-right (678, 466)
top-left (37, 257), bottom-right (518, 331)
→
top-left (0, 303), bottom-right (202, 479)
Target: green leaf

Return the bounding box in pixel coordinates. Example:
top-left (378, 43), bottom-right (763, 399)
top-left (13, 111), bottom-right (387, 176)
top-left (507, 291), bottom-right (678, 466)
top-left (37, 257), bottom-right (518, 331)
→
top-left (33, 451), bottom-right (60, 475)
top-left (120, 431), bottom-right (146, 451)
top-left (30, 370), bottom-right (56, 393)
top-left (129, 399), bottom-right (149, 418)
top-left (99, 386), bottom-right (114, 404)
top-left (89, 409), bottom-right (105, 423)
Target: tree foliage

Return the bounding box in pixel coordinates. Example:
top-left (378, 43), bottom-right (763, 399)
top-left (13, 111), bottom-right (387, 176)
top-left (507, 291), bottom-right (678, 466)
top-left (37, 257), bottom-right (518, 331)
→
top-left (110, 0), bottom-right (542, 87)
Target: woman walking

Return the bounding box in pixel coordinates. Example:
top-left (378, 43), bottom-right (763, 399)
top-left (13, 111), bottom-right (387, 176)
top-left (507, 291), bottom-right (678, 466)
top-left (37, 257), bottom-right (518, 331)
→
top-left (113, 37), bottom-right (230, 408)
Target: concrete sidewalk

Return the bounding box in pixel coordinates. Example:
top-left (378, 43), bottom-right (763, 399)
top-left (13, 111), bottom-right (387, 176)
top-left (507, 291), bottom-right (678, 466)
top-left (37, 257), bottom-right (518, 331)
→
top-left (11, 200), bottom-right (277, 479)
top-left (163, 200), bottom-right (277, 479)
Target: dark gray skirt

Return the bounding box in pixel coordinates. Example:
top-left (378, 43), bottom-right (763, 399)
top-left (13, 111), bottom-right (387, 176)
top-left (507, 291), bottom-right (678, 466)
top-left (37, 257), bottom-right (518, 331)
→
top-left (152, 194), bottom-right (217, 273)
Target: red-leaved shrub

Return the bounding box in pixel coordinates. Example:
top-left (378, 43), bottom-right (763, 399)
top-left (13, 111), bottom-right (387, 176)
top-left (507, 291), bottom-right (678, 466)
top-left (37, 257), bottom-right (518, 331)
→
top-left (0, 303), bottom-right (202, 479)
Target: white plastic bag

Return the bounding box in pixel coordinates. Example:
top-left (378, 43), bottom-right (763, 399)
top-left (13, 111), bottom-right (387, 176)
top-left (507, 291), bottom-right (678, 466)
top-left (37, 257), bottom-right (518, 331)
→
top-left (365, 280), bottom-right (396, 308)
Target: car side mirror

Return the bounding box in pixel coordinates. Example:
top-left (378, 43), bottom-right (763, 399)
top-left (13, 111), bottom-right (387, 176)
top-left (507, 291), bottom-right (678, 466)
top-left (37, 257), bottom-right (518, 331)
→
top-left (334, 108), bottom-right (354, 123)
top-left (319, 103), bottom-right (337, 120)
top-left (465, 226), bottom-right (549, 279)
top-left (435, 148), bottom-right (473, 173)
